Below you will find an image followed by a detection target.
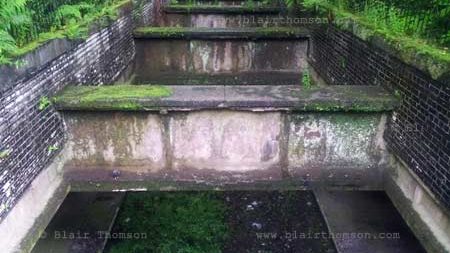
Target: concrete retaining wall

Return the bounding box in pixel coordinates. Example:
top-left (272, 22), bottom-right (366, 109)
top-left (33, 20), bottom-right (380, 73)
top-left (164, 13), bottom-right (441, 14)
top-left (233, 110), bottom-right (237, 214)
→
top-left (385, 156), bottom-right (450, 253)
top-left (133, 39), bottom-right (308, 76)
top-left (62, 110), bottom-right (388, 189)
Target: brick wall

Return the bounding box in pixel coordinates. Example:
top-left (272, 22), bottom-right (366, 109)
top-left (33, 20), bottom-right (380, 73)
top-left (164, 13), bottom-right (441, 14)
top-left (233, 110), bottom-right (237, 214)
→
top-left (0, 0), bottom-right (155, 221)
top-left (309, 25), bottom-right (450, 208)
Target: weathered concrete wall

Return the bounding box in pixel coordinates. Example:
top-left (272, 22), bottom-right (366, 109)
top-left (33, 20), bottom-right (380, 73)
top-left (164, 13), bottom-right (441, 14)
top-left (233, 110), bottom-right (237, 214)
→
top-left (161, 14), bottom-right (293, 28)
top-left (0, 151), bottom-right (69, 253)
top-left (385, 156), bottom-right (450, 253)
top-left (133, 39), bottom-right (308, 76)
top-left (62, 110), bottom-right (388, 189)
top-left (288, 114), bottom-right (387, 188)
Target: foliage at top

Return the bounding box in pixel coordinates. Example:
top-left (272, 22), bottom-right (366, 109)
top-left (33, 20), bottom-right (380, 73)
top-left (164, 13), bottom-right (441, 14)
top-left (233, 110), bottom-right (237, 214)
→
top-left (107, 192), bottom-right (229, 253)
top-left (298, 0), bottom-right (450, 49)
top-left (0, 0), bottom-right (130, 65)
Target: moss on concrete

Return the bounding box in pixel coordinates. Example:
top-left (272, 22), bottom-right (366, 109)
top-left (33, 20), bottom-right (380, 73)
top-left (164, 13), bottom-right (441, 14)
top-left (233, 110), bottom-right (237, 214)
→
top-left (53, 85), bottom-right (172, 110)
top-left (133, 27), bottom-right (309, 39)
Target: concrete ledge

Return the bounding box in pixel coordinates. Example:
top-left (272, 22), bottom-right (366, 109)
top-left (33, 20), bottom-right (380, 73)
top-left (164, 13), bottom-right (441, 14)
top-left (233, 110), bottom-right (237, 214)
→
top-left (133, 27), bottom-right (310, 40)
top-left (385, 155), bottom-right (450, 253)
top-left (59, 109), bottom-right (389, 189)
top-left (164, 5), bottom-right (283, 14)
top-left (0, 150), bottom-right (70, 253)
top-left (53, 85), bottom-right (399, 112)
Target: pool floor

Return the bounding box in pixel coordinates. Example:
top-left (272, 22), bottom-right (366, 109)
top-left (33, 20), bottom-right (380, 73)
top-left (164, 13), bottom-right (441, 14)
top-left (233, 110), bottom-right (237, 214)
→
top-left (31, 190), bottom-right (425, 253)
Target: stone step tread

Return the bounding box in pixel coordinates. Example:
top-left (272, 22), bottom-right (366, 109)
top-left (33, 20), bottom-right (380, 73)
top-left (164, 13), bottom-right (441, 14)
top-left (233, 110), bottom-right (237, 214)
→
top-left (315, 191), bottom-right (427, 253)
top-left (133, 27), bottom-right (309, 40)
top-left (53, 85), bottom-right (399, 112)
top-left (132, 71), bottom-right (302, 85)
top-left (164, 5), bottom-right (283, 14)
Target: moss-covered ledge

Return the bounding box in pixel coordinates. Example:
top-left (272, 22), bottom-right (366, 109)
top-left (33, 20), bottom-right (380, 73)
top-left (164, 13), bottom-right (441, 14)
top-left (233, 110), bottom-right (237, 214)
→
top-left (53, 84), bottom-right (399, 112)
top-left (133, 27), bottom-right (310, 40)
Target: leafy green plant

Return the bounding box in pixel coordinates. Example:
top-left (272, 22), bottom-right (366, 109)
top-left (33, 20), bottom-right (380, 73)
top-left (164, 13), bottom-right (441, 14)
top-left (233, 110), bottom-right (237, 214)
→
top-left (302, 69), bottom-right (312, 89)
top-left (55, 3), bottom-right (94, 27)
top-left (245, 0), bottom-right (255, 9)
top-left (38, 96), bottom-right (51, 110)
top-left (0, 0), bottom-right (32, 64)
top-left (47, 145), bottom-right (59, 152)
top-left (0, 149), bottom-right (11, 159)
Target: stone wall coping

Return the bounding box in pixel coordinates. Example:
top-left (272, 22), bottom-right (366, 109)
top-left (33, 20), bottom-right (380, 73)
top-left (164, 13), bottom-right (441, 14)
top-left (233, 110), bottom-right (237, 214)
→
top-left (133, 27), bottom-right (310, 40)
top-left (53, 84), bottom-right (399, 112)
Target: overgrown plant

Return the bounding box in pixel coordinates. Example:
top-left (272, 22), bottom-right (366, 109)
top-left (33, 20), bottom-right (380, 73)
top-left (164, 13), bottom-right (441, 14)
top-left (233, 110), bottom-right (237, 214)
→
top-left (302, 69), bottom-right (312, 89)
top-left (107, 192), bottom-right (228, 253)
top-left (38, 96), bottom-right (51, 110)
top-left (0, 0), bottom-right (128, 65)
top-left (297, 0), bottom-right (450, 49)
top-left (0, 0), bottom-right (31, 64)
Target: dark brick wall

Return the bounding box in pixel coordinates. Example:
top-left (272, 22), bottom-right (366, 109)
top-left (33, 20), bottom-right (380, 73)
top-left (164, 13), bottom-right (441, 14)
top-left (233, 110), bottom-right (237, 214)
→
top-left (0, 0), bottom-right (155, 221)
top-left (309, 25), bottom-right (450, 208)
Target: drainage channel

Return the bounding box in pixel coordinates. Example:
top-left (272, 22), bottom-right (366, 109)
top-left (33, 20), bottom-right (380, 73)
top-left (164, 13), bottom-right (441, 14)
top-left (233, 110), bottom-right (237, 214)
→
top-left (31, 190), bottom-right (425, 253)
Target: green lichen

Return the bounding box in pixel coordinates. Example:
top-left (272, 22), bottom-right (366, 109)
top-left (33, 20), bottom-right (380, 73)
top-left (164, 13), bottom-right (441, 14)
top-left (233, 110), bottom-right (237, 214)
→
top-left (53, 85), bottom-right (172, 110)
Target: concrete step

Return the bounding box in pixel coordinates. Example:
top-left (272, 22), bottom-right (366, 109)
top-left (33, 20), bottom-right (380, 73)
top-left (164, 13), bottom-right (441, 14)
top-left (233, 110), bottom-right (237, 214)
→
top-left (164, 5), bottom-right (283, 14)
top-left (130, 71), bottom-right (302, 86)
top-left (161, 13), bottom-right (292, 28)
top-left (133, 27), bottom-right (309, 40)
top-left (53, 85), bottom-right (398, 112)
top-left (53, 85), bottom-right (397, 187)
top-left (133, 27), bottom-right (309, 74)
top-left (133, 28), bottom-right (309, 74)
top-left (170, 0), bottom-right (280, 6)
top-left (315, 191), bottom-right (427, 253)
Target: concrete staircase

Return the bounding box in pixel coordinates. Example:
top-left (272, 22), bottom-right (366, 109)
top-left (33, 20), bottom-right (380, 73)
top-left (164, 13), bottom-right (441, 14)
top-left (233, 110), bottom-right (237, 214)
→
top-left (129, 0), bottom-right (308, 85)
top-left (52, 0), bottom-right (398, 190)
top-left (47, 3), bottom-right (434, 252)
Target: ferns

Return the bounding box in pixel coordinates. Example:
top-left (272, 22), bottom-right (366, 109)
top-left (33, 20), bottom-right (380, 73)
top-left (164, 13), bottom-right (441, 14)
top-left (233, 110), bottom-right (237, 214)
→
top-left (299, 0), bottom-right (450, 48)
top-left (55, 3), bottom-right (94, 27)
top-left (0, 0), bottom-right (126, 65)
top-left (0, 0), bottom-right (32, 64)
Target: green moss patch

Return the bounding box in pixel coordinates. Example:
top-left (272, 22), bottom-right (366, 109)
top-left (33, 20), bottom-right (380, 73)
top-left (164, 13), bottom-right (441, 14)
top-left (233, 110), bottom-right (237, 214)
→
top-left (133, 27), bottom-right (309, 39)
top-left (105, 192), bottom-right (228, 253)
top-left (53, 85), bottom-right (172, 111)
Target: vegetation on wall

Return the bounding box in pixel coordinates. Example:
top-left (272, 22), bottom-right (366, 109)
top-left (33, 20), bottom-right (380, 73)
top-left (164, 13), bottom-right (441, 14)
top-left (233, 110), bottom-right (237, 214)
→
top-left (298, 0), bottom-right (450, 77)
top-left (107, 192), bottom-right (229, 253)
top-left (301, 0), bottom-right (449, 46)
top-left (0, 0), bottom-right (132, 65)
